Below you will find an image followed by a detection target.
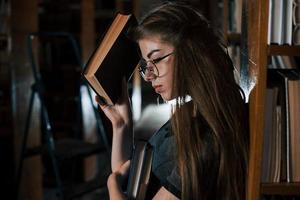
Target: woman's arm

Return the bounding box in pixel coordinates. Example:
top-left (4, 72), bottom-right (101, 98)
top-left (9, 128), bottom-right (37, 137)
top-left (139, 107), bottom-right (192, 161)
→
top-left (108, 179), bottom-right (179, 200)
top-left (107, 159), bottom-right (179, 200)
top-left (107, 160), bottom-right (130, 200)
top-left (97, 78), bottom-right (133, 172)
top-left (153, 187), bottom-right (180, 200)
top-left (110, 118), bottom-right (132, 173)
top-left (107, 173), bottom-right (126, 200)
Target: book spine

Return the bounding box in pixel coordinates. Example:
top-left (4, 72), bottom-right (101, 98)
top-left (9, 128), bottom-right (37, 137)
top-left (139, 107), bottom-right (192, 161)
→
top-left (271, 0), bottom-right (284, 44)
top-left (284, 0), bottom-right (294, 44)
top-left (268, 0), bottom-right (273, 44)
top-left (287, 78), bottom-right (300, 182)
top-left (284, 76), bottom-right (291, 183)
top-left (293, 0), bottom-right (300, 44)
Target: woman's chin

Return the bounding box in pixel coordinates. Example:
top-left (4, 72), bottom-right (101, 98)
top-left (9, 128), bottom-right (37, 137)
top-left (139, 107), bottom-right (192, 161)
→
top-left (160, 94), bottom-right (172, 102)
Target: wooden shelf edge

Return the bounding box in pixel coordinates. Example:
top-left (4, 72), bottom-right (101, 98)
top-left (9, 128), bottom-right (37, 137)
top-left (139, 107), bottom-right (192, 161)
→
top-left (268, 45), bottom-right (300, 56)
top-left (227, 32), bottom-right (241, 45)
top-left (261, 182), bottom-right (300, 196)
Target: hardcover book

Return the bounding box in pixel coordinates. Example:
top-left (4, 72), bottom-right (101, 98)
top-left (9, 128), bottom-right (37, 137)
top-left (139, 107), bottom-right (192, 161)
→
top-left (126, 140), bottom-right (153, 200)
top-left (82, 13), bottom-right (139, 105)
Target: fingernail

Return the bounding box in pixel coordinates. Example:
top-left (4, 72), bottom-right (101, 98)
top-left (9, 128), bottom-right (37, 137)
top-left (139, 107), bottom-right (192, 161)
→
top-left (96, 96), bottom-right (107, 105)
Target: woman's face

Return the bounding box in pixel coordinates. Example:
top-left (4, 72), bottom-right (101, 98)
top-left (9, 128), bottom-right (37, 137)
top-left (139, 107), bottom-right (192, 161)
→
top-left (138, 36), bottom-right (175, 101)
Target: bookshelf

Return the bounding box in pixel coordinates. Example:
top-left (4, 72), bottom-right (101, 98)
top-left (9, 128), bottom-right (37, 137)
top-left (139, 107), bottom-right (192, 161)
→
top-left (10, 1), bottom-right (42, 199)
top-left (227, 32), bottom-right (241, 45)
top-left (261, 183), bottom-right (300, 196)
top-left (268, 45), bottom-right (300, 56)
top-left (246, 0), bottom-right (300, 199)
top-left (0, 0), bottom-right (14, 197)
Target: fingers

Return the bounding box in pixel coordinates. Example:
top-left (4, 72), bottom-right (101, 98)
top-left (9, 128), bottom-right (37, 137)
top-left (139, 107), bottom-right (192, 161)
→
top-left (118, 160), bottom-right (131, 176)
top-left (95, 95), bottom-right (127, 128)
top-left (95, 95), bottom-right (107, 105)
top-left (95, 95), bottom-right (114, 119)
top-left (113, 160), bottom-right (131, 182)
top-left (95, 96), bottom-right (110, 110)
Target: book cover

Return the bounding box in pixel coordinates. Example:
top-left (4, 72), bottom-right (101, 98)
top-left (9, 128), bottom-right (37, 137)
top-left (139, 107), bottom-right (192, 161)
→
top-left (277, 71), bottom-right (300, 182)
top-left (82, 13), bottom-right (140, 105)
top-left (282, 0), bottom-right (293, 45)
top-left (270, 0), bottom-right (284, 44)
top-left (288, 78), bottom-right (300, 182)
top-left (262, 87), bottom-right (279, 182)
top-left (274, 73), bottom-right (292, 182)
top-left (293, 0), bottom-right (300, 45)
top-left (267, 0), bottom-right (273, 44)
top-left (126, 140), bottom-right (153, 200)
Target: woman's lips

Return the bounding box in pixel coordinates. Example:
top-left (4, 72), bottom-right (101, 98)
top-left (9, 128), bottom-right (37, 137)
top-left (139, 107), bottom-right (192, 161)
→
top-left (153, 85), bottom-right (163, 93)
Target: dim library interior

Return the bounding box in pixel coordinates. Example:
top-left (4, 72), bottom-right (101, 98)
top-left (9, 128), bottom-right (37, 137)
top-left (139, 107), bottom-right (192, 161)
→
top-left (0, 0), bottom-right (300, 199)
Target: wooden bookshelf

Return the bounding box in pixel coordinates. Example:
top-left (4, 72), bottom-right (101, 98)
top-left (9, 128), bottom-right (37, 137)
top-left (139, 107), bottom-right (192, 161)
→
top-left (227, 32), bottom-right (241, 45)
top-left (261, 183), bottom-right (300, 196)
top-left (268, 45), bottom-right (300, 56)
top-left (246, 1), bottom-right (269, 199)
top-left (11, 0), bottom-right (42, 199)
top-left (246, 0), bottom-right (300, 199)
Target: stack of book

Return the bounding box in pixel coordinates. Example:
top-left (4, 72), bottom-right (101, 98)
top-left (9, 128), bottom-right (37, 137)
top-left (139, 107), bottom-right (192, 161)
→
top-left (269, 55), bottom-right (298, 69)
top-left (262, 70), bottom-right (300, 183)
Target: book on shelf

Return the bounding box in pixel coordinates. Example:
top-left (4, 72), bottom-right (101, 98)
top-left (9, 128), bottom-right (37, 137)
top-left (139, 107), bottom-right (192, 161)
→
top-left (262, 71), bottom-right (300, 183)
top-left (126, 140), bottom-right (153, 200)
top-left (282, 74), bottom-right (291, 183)
top-left (293, 0), bottom-right (300, 45)
top-left (228, 0), bottom-right (242, 33)
top-left (262, 87), bottom-right (280, 183)
top-left (268, 0), bottom-right (294, 45)
top-left (283, 0), bottom-right (293, 44)
top-left (287, 78), bottom-right (300, 182)
top-left (268, 0), bottom-right (284, 44)
top-left (267, 0), bottom-right (273, 44)
top-left (82, 13), bottom-right (139, 105)
top-left (269, 56), bottom-right (297, 69)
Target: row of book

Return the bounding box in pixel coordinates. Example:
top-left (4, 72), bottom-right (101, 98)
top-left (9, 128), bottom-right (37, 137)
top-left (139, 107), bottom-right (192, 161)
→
top-left (268, 0), bottom-right (300, 45)
top-left (262, 70), bottom-right (300, 183)
top-left (269, 56), bottom-right (299, 69)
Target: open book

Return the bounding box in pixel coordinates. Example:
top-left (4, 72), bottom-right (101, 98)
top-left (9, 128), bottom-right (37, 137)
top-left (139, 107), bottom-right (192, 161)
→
top-left (82, 13), bottom-right (139, 105)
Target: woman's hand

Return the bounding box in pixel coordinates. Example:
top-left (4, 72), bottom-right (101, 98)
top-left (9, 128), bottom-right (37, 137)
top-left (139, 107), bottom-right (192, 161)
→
top-left (95, 78), bottom-right (133, 172)
top-left (107, 160), bottom-right (131, 200)
top-left (96, 78), bottom-right (132, 130)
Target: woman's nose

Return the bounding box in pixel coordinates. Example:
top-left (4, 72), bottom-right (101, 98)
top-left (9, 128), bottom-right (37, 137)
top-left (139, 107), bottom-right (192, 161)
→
top-left (143, 69), bottom-right (156, 81)
top-left (144, 75), bottom-right (154, 82)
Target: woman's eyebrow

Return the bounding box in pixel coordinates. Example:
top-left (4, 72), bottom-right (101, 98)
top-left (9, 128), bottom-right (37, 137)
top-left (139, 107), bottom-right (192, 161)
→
top-left (147, 49), bottom-right (161, 58)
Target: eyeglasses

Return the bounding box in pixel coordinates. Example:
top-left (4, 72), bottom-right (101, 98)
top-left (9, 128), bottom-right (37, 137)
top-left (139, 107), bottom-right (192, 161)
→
top-left (138, 52), bottom-right (173, 81)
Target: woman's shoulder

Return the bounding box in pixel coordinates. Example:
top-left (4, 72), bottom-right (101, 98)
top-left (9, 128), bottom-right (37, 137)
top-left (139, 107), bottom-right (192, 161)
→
top-left (148, 120), bottom-right (172, 146)
top-left (146, 120), bottom-right (181, 198)
top-left (148, 119), bottom-right (176, 174)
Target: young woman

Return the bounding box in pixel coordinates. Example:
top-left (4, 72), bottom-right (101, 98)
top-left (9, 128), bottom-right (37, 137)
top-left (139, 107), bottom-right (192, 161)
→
top-left (97, 2), bottom-right (249, 200)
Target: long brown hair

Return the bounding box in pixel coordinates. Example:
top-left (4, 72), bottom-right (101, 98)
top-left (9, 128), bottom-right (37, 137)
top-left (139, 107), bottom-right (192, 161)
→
top-left (134, 2), bottom-right (249, 199)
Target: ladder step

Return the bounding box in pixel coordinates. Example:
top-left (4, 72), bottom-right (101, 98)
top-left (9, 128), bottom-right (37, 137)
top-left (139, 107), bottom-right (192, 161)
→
top-left (55, 139), bottom-right (106, 160)
top-left (24, 146), bottom-right (44, 157)
top-left (24, 139), bottom-right (107, 160)
top-left (64, 174), bottom-right (109, 200)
